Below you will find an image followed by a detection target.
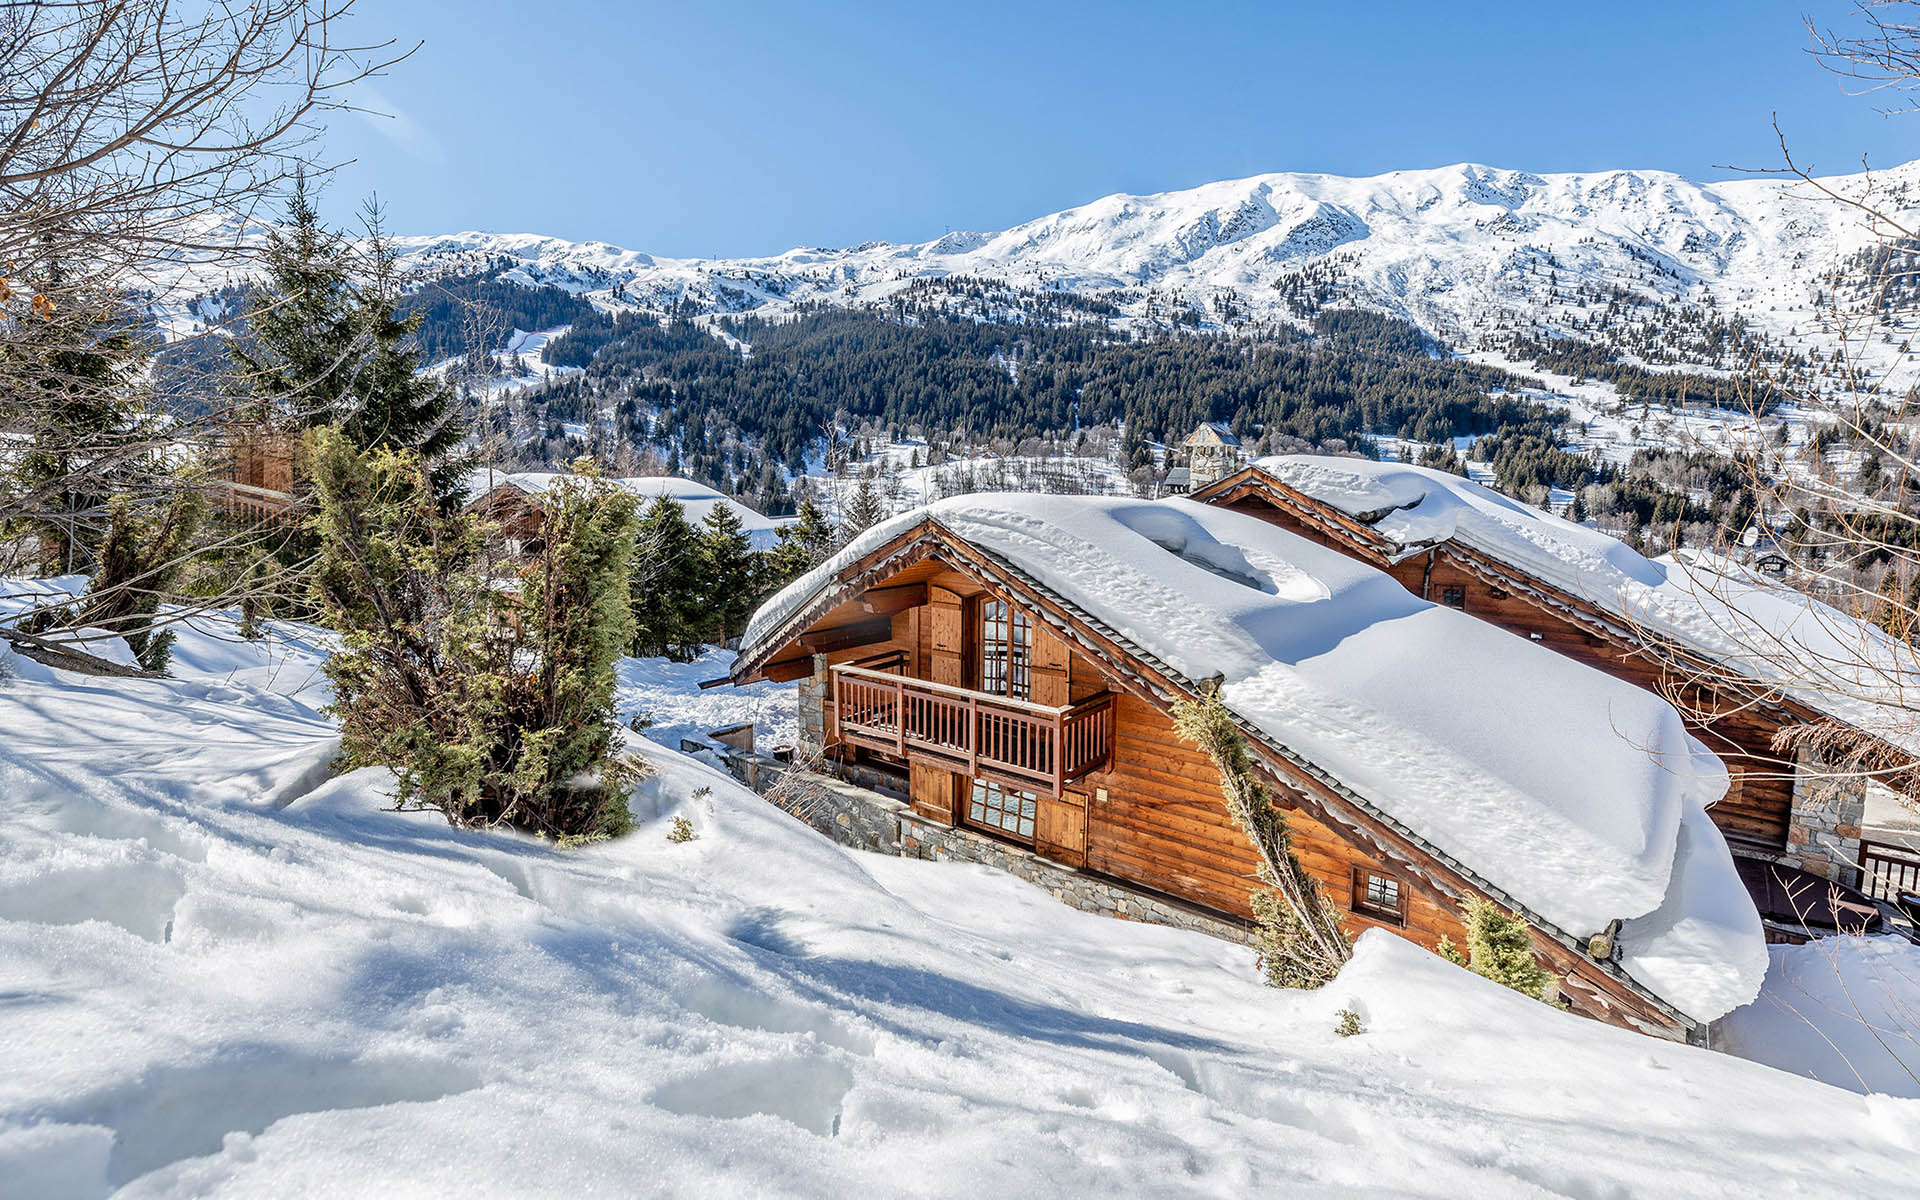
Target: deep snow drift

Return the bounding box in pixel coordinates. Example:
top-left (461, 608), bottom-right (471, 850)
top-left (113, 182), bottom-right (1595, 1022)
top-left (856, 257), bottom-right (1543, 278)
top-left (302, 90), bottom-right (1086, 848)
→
top-left (742, 493), bottom-right (1766, 1021)
top-left (1, 598), bottom-right (1917, 1197)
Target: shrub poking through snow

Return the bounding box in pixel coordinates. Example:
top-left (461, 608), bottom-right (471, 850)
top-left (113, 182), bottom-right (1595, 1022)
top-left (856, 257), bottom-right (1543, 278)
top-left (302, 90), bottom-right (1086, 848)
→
top-left (1335, 1008), bottom-right (1364, 1037)
top-left (666, 816), bottom-right (697, 843)
top-left (1173, 690), bottom-right (1350, 989)
top-left (1438, 896), bottom-right (1554, 1000)
top-left (76, 488), bottom-right (203, 673)
top-left (312, 431), bottom-right (642, 841)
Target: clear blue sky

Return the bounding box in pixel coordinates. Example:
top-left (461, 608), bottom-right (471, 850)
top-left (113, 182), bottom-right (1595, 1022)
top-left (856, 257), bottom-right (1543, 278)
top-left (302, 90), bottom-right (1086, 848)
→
top-left (315, 0), bottom-right (1918, 257)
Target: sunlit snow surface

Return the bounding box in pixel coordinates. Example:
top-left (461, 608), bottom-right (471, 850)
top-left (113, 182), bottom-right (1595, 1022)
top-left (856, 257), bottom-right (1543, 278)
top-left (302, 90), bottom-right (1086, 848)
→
top-left (0, 592), bottom-right (1916, 1197)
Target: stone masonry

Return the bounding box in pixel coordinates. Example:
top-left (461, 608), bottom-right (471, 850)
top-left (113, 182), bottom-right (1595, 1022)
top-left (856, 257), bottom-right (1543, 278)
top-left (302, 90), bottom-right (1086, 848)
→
top-left (699, 740), bottom-right (1255, 947)
top-left (1781, 747), bottom-right (1866, 883)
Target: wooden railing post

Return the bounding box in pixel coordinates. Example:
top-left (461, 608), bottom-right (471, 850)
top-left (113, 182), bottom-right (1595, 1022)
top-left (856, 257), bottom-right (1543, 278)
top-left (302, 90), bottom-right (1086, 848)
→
top-left (893, 675), bottom-right (906, 756)
top-left (967, 694), bottom-right (980, 777)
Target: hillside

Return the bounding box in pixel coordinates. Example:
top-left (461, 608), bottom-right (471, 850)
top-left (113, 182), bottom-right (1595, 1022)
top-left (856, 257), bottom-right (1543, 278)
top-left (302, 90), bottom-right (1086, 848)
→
top-left (1, 599), bottom-right (1918, 1197)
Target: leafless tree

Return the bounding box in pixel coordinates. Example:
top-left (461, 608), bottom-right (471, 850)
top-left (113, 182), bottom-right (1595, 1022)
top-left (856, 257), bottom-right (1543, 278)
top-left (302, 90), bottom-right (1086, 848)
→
top-left (0, 2), bottom-right (411, 660)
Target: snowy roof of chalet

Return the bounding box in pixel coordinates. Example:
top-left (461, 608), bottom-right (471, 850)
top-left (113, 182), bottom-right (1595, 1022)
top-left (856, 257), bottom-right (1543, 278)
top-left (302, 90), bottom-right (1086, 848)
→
top-left (463, 468), bottom-right (793, 549)
top-left (741, 492), bottom-right (1767, 1022)
top-left (1185, 422), bottom-right (1241, 447)
top-left (1255, 455), bottom-right (1920, 752)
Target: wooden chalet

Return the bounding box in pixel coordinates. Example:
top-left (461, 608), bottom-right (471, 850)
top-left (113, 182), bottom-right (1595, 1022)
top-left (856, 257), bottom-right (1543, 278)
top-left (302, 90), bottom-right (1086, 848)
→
top-left (465, 470), bottom-right (792, 556)
top-left (730, 495), bottom-right (1767, 1042)
top-left (210, 427), bottom-right (300, 522)
top-left (1193, 456), bottom-right (1915, 901)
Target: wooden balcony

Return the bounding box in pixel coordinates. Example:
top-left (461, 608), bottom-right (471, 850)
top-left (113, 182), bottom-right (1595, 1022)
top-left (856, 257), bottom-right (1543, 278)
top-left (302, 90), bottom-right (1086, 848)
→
top-left (829, 660), bottom-right (1115, 797)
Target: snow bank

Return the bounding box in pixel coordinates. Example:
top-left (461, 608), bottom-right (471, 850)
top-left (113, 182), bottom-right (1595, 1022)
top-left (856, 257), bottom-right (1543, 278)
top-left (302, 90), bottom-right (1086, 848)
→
top-left (1720, 935), bottom-right (1920, 1099)
top-left (741, 494), bottom-right (1765, 1020)
top-left (0, 616), bottom-right (1911, 1194)
top-left (1258, 455), bottom-right (1920, 752)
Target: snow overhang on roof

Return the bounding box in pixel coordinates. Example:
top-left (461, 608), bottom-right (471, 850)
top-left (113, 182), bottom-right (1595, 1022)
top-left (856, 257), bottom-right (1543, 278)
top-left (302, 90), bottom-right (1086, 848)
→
top-left (741, 492), bottom-right (1768, 1022)
top-left (1253, 455), bottom-right (1920, 756)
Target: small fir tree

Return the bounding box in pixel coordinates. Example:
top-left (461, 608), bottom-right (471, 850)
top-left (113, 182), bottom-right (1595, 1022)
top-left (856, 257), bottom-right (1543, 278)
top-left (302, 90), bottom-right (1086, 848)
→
top-left (77, 488), bottom-right (204, 673)
top-left (766, 497), bottom-right (836, 584)
top-left (1437, 896), bottom-right (1554, 1000)
top-left (838, 475), bottom-right (886, 544)
top-left (697, 502), bottom-right (757, 645)
top-left (629, 495), bottom-right (706, 660)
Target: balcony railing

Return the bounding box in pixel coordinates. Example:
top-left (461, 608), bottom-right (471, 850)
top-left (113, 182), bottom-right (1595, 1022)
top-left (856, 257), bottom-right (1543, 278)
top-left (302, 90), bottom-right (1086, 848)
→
top-left (1859, 837), bottom-right (1920, 903)
top-left (829, 661), bottom-right (1114, 796)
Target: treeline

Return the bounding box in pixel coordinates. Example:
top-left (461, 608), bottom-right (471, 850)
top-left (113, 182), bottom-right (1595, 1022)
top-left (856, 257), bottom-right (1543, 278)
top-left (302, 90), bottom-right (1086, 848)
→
top-left (398, 273), bottom-right (600, 365)
top-left (526, 301), bottom-right (1562, 496)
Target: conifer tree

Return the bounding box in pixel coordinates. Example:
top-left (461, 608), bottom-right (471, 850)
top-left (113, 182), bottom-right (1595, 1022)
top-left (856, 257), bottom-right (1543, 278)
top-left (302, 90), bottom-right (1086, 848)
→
top-left (312, 431), bottom-right (640, 840)
top-left (629, 495), bottom-right (705, 660)
top-left (77, 489), bottom-right (203, 673)
top-left (766, 497), bottom-right (836, 585)
top-left (344, 200), bottom-right (468, 505)
top-left (1437, 896), bottom-right (1554, 1000)
top-left (697, 503), bottom-right (757, 645)
top-left (228, 171), bottom-right (361, 429)
top-left (839, 475), bottom-right (886, 544)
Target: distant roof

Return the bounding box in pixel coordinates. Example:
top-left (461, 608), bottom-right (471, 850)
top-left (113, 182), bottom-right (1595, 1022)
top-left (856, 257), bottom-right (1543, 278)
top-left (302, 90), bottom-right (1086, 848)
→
top-left (464, 468), bottom-right (793, 550)
top-left (1254, 455), bottom-right (1920, 750)
top-left (743, 492), bottom-right (1765, 1021)
top-left (1184, 422), bottom-right (1241, 448)
top-left (1164, 466), bottom-right (1192, 487)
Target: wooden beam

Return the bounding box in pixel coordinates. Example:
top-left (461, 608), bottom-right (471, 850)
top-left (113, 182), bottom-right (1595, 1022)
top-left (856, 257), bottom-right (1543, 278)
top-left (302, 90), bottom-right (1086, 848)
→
top-left (798, 616), bottom-right (894, 655)
top-left (859, 581), bottom-right (927, 616)
top-left (761, 657), bottom-right (817, 683)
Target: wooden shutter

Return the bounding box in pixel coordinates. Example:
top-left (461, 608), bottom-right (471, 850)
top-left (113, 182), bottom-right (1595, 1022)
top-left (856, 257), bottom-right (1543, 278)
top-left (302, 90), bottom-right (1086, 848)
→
top-left (1036, 788), bottom-right (1087, 868)
top-left (910, 763), bottom-right (961, 825)
top-left (928, 585), bottom-right (965, 688)
top-left (1029, 624), bottom-right (1069, 708)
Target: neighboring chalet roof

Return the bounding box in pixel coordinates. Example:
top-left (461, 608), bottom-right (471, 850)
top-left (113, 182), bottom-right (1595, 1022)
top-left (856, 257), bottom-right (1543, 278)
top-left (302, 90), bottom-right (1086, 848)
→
top-left (1185, 422), bottom-right (1241, 448)
top-left (738, 493), bottom-right (1767, 1022)
top-left (463, 468), bottom-right (793, 550)
top-left (1243, 455), bottom-right (1920, 756)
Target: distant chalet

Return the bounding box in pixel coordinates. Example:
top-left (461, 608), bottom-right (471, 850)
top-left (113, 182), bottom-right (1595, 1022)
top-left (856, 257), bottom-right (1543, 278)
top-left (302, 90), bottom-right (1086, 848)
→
top-left (731, 493), bottom-right (1766, 1043)
top-left (464, 469), bottom-right (792, 554)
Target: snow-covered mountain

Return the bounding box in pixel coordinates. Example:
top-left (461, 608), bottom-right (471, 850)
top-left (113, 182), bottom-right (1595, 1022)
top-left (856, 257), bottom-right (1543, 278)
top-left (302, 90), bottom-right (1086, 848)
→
top-left (384, 159), bottom-right (1920, 369)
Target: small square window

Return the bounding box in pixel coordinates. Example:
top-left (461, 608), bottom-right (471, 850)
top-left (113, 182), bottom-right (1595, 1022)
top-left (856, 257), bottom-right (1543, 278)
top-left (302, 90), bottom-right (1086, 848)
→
top-left (1439, 586), bottom-right (1466, 610)
top-left (1351, 866), bottom-right (1406, 925)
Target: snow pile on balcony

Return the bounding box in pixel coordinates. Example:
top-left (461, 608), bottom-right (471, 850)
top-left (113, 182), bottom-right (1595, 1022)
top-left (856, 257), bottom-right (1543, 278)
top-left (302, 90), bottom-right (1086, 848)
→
top-left (1258, 455), bottom-right (1920, 751)
top-left (742, 494), bottom-right (1767, 1022)
top-left (0, 598), bottom-right (1909, 1194)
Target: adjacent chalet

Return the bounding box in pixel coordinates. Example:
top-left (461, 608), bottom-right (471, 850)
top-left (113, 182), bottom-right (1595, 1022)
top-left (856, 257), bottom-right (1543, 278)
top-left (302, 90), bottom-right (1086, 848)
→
top-left (465, 469), bottom-right (793, 552)
top-left (729, 493), bottom-right (1767, 1041)
top-left (1194, 455), bottom-right (1920, 927)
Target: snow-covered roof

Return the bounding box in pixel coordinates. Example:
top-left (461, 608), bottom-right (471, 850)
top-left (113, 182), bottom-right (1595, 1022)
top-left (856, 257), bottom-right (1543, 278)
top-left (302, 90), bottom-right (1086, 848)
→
top-left (1186, 422), bottom-right (1241, 448)
top-left (742, 493), bottom-right (1766, 1021)
top-left (465, 468), bottom-right (793, 551)
top-left (1255, 455), bottom-right (1920, 753)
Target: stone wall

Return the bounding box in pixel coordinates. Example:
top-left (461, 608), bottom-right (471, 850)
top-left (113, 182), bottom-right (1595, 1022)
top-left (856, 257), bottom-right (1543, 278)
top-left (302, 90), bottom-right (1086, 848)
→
top-left (796, 668), bottom-right (826, 760)
top-left (1782, 748), bottom-right (1866, 883)
top-left (703, 742), bottom-right (1253, 947)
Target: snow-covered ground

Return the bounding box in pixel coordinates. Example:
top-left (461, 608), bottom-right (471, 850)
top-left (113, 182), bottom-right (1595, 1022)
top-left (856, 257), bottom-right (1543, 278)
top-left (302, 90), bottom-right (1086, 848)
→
top-left (615, 647), bottom-right (796, 752)
top-left (2, 595), bottom-right (1919, 1196)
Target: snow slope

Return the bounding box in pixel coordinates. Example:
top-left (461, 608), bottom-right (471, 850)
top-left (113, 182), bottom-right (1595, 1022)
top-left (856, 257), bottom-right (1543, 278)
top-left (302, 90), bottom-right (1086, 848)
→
top-left (0, 616), bottom-right (1916, 1197)
top-left (741, 494), bottom-right (1766, 1021)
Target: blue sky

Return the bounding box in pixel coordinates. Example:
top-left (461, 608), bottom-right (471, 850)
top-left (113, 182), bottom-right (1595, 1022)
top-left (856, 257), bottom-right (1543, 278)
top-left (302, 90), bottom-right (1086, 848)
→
top-left (316, 0), bottom-right (1917, 256)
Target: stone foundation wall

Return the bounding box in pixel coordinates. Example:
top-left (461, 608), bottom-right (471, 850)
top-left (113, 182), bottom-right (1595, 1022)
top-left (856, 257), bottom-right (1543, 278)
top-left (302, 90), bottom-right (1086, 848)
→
top-left (796, 668), bottom-right (826, 760)
top-left (1782, 748), bottom-right (1866, 883)
top-left (704, 742), bottom-right (1253, 947)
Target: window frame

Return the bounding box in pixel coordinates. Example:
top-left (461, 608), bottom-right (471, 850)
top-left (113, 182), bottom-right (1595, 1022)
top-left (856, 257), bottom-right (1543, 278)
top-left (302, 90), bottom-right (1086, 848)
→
top-left (1439, 585), bottom-right (1466, 610)
top-left (1350, 865), bottom-right (1407, 926)
top-left (977, 596), bottom-right (1033, 700)
top-left (966, 778), bottom-right (1038, 844)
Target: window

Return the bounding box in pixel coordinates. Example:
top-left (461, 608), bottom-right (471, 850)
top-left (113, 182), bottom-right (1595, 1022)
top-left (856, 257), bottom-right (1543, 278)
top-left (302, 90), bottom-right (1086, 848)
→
top-left (1439, 586), bottom-right (1466, 610)
top-left (968, 780), bottom-right (1037, 841)
top-left (979, 598), bottom-right (1033, 700)
top-left (1351, 866), bottom-right (1406, 925)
